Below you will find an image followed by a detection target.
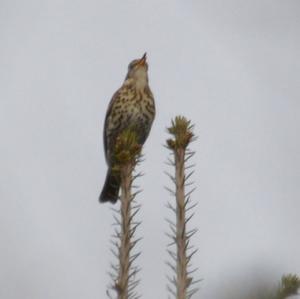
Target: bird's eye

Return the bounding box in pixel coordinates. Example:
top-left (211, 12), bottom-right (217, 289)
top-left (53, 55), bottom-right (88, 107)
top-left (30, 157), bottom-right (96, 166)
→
top-left (128, 60), bottom-right (139, 70)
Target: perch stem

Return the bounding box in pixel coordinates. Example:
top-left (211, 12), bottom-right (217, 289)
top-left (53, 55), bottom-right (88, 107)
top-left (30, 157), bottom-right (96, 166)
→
top-left (175, 148), bottom-right (187, 299)
top-left (117, 163), bottom-right (133, 299)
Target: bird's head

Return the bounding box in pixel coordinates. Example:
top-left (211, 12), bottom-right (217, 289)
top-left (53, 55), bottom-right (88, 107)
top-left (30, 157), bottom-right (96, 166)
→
top-left (125, 53), bottom-right (149, 88)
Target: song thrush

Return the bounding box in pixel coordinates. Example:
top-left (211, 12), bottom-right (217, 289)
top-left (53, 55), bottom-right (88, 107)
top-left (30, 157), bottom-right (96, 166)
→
top-left (99, 53), bottom-right (155, 204)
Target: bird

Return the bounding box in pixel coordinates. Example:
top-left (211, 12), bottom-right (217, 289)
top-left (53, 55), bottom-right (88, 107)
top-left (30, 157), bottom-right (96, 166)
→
top-left (99, 53), bottom-right (155, 204)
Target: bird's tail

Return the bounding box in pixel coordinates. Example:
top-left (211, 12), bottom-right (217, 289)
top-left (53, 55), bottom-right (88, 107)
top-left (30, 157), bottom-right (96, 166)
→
top-left (99, 169), bottom-right (120, 204)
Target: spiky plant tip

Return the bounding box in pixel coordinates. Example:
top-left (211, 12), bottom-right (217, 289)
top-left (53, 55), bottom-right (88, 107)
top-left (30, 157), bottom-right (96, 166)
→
top-left (112, 129), bottom-right (142, 170)
top-left (167, 116), bottom-right (194, 150)
top-left (277, 274), bottom-right (300, 298)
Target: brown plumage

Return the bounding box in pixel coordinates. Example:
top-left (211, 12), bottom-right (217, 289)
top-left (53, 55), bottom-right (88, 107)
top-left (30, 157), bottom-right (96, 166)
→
top-left (99, 53), bottom-right (155, 203)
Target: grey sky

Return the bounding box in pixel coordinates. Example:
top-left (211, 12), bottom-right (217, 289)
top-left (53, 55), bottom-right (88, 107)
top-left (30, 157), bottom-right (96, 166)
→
top-left (0, 1), bottom-right (299, 298)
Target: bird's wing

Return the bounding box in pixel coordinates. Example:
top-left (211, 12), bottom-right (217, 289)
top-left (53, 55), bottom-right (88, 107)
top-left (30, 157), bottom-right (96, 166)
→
top-left (103, 89), bottom-right (120, 163)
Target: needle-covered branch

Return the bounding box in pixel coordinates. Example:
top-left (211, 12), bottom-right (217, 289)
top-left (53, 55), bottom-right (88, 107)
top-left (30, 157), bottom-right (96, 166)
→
top-left (107, 129), bottom-right (143, 299)
top-left (275, 274), bottom-right (300, 299)
top-left (165, 116), bottom-right (199, 299)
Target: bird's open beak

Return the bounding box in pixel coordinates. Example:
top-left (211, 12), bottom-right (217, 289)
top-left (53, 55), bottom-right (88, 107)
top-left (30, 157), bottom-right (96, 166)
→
top-left (137, 53), bottom-right (147, 66)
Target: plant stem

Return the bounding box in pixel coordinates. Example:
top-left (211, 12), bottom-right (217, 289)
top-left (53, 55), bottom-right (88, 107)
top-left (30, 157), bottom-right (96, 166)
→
top-left (116, 163), bottom-right (133, 299)
top-left (175, 148), bottom-right (187, 299)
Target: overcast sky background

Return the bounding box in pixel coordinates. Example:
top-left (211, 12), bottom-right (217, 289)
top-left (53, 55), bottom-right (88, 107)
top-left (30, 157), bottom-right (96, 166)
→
top-left (1, 1), bottom-right (300, 298)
